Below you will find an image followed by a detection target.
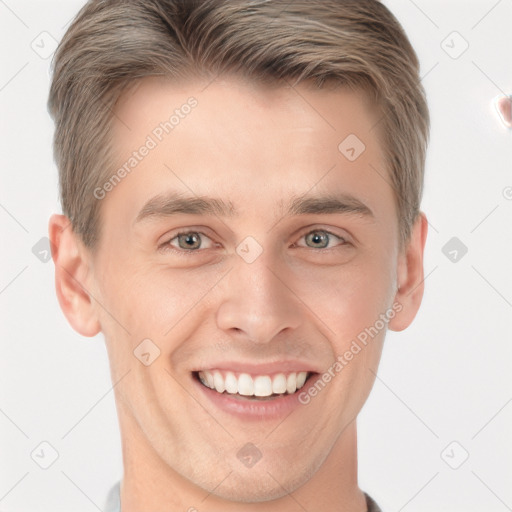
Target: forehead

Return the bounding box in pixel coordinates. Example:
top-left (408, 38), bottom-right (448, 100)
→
top-left (104, 75), bottom-right (393, 233)
top-left (115, 75), bottom-right (381, 146)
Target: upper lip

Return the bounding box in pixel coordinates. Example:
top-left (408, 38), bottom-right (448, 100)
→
top-left (194, 360), bottom-right (322, 375)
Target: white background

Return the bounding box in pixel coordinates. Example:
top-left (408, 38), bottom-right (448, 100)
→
top-left (0, 1), bottom-right (511, 511)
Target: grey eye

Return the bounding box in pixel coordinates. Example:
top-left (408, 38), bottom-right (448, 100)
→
top-left (176, 232), bottom-right (202, 250)
top-left (305, 231), bottom-right (331, 249)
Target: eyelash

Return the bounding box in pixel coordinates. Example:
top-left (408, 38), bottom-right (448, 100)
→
top-left (159, 229), bottom-right (350, 255)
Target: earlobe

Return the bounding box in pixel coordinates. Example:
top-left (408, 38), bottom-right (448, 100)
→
top-left (388, 212), bottom-right (428, 332)
top-left (48, 214), bottom-right (101, 337)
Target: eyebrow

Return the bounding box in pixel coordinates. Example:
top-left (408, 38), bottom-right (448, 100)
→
top-left (134, 191), bottom-right (374, 224)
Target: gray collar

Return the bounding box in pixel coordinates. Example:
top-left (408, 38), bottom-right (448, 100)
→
top-left (103, 480), bottom-right (121, 512)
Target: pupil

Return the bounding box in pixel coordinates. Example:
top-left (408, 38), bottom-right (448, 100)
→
top-left (308, 231), bottom-right (328, 248)
top-left (180, 233), bottom-right (200, 249)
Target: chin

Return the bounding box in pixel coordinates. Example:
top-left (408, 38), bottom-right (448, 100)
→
top-left (212, 479), bottom-right (292, 503)
top-left (201, 462), bottom-right (316, 504)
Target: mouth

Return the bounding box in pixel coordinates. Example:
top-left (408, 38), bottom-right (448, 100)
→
top-left (193, 369), bottom-right (315, 401)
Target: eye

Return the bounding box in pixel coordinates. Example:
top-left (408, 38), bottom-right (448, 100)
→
top-left (159, 228), bottom-right (350, 256)
top-left (295, 229), bottom-right (348, 250)
top-left (161, 230), bottom-right (216, 252)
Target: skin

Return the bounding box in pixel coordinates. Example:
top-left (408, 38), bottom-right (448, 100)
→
top-left (49, 75), bottom-right (427, 512)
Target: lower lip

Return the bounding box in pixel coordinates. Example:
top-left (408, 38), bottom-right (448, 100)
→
top-left (193, 373), bottom-right (317, 421)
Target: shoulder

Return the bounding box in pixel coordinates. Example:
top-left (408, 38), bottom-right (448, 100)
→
top-left (364, 491), bottom-right (383, 512)
top-left (103, 480), bottom-right (121, 512)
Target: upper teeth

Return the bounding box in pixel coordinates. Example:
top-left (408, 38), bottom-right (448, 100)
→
top-left (198, 370), bottom-right (309, 397)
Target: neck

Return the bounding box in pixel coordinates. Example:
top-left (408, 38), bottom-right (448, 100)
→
top-left (117, 406), bottom-right (366, 512)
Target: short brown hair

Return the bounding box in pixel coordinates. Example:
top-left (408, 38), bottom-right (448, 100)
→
top-left (48, 0), bottom-right (430, 250)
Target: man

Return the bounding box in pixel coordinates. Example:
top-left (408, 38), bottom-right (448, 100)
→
top-left (48, 1), bottom-right (429, 510)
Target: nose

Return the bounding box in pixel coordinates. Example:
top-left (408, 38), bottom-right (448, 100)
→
top-left (216, 245), bottom-right (303, 344)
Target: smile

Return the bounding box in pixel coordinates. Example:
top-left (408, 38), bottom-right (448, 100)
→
top-left (197, 370), bottom-right (310, 399)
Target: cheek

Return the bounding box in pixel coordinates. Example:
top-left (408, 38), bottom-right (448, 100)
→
top-left (96, 260), bottom-right (227, 343)
top-left (292, 254), bottom-right (396, 344)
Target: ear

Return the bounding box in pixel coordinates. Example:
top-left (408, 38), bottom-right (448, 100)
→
top-left (48, 214), bottom-right (101, 337)
top-left (388, 212), bottom-right (428, 332)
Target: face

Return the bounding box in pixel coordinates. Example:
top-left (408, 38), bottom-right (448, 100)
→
top-left (56, 76), bottom-right (424, 503)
